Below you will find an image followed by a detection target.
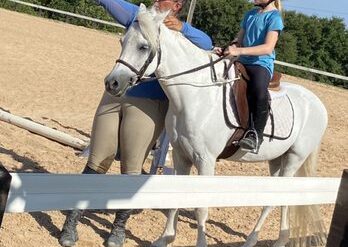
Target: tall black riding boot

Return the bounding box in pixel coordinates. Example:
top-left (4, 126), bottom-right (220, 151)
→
top-left (59, 166), bottom-right (100, 247)
top-left (253, 106), bottom-right (269, 146)
top-left (239, 104), bottom-right (269, 153)
top-left (106, 209), bottom-right (132, 247)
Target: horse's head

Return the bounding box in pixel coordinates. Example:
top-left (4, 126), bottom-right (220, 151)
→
top-left (104, 4), bottom-right (167, 96)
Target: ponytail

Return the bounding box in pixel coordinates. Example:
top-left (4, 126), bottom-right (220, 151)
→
top-left (274, 0), bottom-right (282, 11)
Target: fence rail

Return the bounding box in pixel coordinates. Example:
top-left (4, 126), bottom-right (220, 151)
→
top-left (6, 0), bottom-right (348, 82)
top-left (275, 61), bottom-right (348, 81)
top-left (8, 0), bottom-right (125, 29)
top-left (5, 173), bottom-right (341, 213)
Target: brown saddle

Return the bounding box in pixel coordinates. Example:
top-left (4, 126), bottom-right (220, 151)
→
top-left (218, 62), bottom-right (281, 159)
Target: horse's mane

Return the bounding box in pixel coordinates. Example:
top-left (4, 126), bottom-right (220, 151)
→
top-left (137, 7), bottom-right (211, 59)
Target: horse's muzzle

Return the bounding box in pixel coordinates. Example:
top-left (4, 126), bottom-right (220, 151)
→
top-left (104, 77), bottom-right (120, 96)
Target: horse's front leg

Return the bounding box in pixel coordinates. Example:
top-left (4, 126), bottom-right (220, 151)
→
top-left (151, 149), bottom-right (192, 247)
top-left (194, 155), bottom-right (216, 247)
top-left (151, 209), bottom-right (179, 247)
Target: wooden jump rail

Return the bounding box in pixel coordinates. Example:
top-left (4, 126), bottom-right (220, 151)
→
top-left (0, 109), bottom-right (88, 150)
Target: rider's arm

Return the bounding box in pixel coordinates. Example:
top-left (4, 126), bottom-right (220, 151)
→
top-left (95, 0), bottom-right (139, 28)
top-left (180, 22), bottom-right (213, 51)
top-left (231, 29), bottom-right (245, 47)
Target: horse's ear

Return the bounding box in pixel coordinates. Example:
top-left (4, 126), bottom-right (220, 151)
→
top-left (139, 3), bottom-right (147, 13)
top-left (154, 9), bottom-right (170, 24)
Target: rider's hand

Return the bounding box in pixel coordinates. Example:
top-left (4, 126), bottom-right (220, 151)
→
top-left (213, 47), bottom-right (224, 56)
top-left (224, 45), bottom-right (241, 57)
top-left (164, 16), bottom-right (183, 31)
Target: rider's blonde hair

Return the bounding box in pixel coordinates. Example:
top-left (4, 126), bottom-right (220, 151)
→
top-left (274, 0), bottom-right (282, 11)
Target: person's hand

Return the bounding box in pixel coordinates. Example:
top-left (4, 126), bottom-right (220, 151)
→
top-left (164, 16), bottom-right (183, 31)
top-left (224, 45), bottom-right (242, 57)
top-left (213, 47), bottom-right (224, 56)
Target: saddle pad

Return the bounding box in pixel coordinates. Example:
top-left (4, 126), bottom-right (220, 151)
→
top-left (264, 88), bottom-right (294, 139)
top-left (226, 85), bottom-right (294, 140)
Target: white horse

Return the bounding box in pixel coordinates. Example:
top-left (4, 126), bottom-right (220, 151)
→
top-left (105, 5), bottom-right (328, 247)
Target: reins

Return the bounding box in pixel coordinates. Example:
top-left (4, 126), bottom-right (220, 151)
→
top-left (157, 54), bottom-right (228, 81)
top-left (114, 23), bottom-right (237, 88)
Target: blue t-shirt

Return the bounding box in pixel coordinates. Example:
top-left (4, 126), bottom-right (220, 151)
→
top-left (239, 8), bottom-right (284, 76)
top-left (96, 0), bottom-right (213, 100)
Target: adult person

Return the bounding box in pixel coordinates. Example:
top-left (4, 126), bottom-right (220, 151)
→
top-left (59, 0), bottom-right (212, 246)
top-left (216, 0), bottom-right (283, 153)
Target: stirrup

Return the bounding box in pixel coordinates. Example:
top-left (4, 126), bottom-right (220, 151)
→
top-left (239, 129), bottom-right (260, 154)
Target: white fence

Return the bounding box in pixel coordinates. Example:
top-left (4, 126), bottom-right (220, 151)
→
top-left (6, 173), bottom-right (341, 213)
top-left (274, 61), bottom-right (348, 81)
top-left (8, 0), bottom-right (125, 29)
top-left (7, 0), bottom-right (348, 82)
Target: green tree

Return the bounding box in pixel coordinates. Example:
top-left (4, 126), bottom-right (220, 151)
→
top-left (1, 0), bottom-right (347, 88)
top-left (192, 0), bottom-right (252, 46)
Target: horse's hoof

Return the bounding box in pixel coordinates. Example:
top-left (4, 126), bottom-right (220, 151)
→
top-left (196, 242), bottom-right (207, 247)
top-left (196, 235), bottom-right (207, 247)
top-left (151, 236), bottom-right (175, 247)
top-left (272, 230), bottom-right (289, 247)
top-left (241, 231), bottom-right (258, 247)
top-left (272, 240), bottom-right (287, 247)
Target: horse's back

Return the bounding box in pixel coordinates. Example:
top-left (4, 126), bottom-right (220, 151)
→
top-left (280, 82), bottom-right (327, 116)
top-left (282, 81), bottom-right (328, 142)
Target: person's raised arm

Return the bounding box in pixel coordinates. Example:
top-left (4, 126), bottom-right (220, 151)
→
top-left (95, 0), bottom-right (139, 28)
top-left (180, 22), bottom-right (213, 51)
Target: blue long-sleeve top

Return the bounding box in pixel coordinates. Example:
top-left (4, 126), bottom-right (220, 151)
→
top-left (96, 0), bottom-right (213, 100)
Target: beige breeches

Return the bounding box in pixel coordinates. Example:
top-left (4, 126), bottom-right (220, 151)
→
top-left (87, 91), bottom-right (168, 174)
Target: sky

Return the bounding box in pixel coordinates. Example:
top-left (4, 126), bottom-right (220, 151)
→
top-left (282, 0), bottom-right (348, 27)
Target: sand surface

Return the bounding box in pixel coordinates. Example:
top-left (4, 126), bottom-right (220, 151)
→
top-left (0, 8), bottom-right (347, 247)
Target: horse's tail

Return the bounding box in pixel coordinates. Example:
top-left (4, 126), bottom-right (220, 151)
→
top-left (288, 146), bottom-right (327, 247)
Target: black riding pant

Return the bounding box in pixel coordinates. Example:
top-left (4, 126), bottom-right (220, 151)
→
top-left (244, 65), bottom-right (271, 135)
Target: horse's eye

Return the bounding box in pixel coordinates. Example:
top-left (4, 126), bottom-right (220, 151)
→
top-left (139, 44), bottom-right (149, 51)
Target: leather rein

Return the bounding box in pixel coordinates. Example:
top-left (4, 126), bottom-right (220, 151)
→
top-left (115, 36), bottom-right (231, 88)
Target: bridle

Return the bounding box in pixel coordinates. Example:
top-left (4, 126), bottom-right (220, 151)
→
top-left (115, 47), bottom-right (159, 85)
top-left (116, 48), bottom-right (230, 85)
top-left (114, 25), bottom-right (162, 91)
top-left (114, 26), bottom-right (232, 91)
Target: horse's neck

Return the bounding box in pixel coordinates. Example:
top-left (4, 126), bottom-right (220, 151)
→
top-left (157, 27), bottom-right (209, 77)
top-left (157, 27), bottom-right (224, 113)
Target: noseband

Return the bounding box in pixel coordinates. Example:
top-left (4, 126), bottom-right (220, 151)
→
top-left (115, 46), bottom-right (161, 86)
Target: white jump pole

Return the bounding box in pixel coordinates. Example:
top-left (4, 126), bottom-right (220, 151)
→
top-left (0, 109), bottom-right (88, 150)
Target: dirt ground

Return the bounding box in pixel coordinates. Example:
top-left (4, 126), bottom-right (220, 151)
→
top-left (0, 8), bottom-right (347, 247)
